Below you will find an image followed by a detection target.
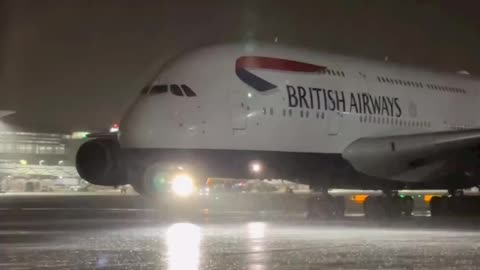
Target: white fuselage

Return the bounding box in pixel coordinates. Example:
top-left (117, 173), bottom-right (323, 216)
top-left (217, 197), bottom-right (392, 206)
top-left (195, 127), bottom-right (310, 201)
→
top-left (119, 44), bottom-right (480, 156)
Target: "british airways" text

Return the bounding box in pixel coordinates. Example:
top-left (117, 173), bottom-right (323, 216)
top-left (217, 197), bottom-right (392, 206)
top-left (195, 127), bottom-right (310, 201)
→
top-left (286, 85), bottom-right (402, 117)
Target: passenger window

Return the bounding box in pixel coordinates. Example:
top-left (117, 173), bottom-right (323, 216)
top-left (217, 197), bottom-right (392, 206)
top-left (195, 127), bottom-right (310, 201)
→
top-left (305, 111), bottom-right (309, 118)
top-left (263, 108), bottom-right (267, 115)
top-left (289, 109), bottom-right (292, 117)
top-left (170, 84), bottom-right (184, 96)
top-left (321, 112), bottom-right (325, 119)
top-left (300, 110), bottom-right (304, 118)
top-left (270, 108), bottom-right (274, 115)
top-left (283, 109), bottom-right (286, 117)
top-left (151, 85), bottom-right (168, 94)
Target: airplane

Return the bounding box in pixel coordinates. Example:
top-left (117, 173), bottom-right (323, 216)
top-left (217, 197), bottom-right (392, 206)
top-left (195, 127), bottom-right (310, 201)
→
top-left (75, 43), bottom-right (480, 218)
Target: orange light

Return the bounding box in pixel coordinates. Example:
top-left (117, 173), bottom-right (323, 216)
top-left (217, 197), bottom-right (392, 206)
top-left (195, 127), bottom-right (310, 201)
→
top-left (351, 194), bottom-right (368, 204)
top-left (424, 195), bottom-right (437, 203)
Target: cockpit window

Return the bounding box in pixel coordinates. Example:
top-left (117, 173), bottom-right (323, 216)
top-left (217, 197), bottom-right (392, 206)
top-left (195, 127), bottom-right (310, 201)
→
top-left (170, 84), bottom-right (184, 96)
top-left (150, 85), bottom-right (168, 94)
top-left (181, 84), bottom-right (197, 97)
top-left (144, 84), bottom-right (196, 97)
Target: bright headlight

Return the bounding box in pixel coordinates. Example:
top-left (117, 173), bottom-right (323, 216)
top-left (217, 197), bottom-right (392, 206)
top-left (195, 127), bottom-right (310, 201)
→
top-left (171, 174), bottom-right (194, 197)
top-left (250, 162), bottom-right (262, 173)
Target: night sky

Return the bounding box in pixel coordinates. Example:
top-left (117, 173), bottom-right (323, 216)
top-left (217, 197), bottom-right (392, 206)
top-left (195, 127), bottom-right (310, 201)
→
top-left (1, 0), bottom-right (480, 132)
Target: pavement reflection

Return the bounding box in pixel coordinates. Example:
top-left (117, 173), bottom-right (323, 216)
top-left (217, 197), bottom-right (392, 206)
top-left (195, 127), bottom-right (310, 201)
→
top-left (167, 223), bottom-right (202, 270)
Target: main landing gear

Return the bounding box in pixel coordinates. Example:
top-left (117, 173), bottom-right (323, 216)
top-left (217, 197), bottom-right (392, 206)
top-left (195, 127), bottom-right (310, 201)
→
top-left (363, 192), bottom-right (414, 219)
top-left (306, 192), bottom-right (345, 219)
top-left (430, 190), bottom-right (480, 217)
top-left (306, 190), bottom-right (414, 219)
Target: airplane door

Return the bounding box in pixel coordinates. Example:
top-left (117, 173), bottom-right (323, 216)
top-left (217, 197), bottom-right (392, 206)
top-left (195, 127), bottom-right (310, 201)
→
top-left (327, 111), bottom-right (341, 135)
top-left (231, 89), bottom-right (247, 135)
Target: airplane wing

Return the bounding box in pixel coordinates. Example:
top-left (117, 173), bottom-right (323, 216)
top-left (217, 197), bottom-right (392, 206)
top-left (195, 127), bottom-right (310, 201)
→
top-left (342, 129), bottom-right (480, 183)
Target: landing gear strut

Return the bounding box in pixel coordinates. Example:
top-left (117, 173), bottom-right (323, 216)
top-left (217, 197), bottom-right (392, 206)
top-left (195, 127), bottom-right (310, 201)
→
top-left (306, 192), bottom-right (345, 219)
top-left (363, 192), bottom-right (414, 219)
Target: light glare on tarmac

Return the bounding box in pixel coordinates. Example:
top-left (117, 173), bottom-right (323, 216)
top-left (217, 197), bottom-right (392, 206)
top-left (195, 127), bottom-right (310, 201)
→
top-left (1, 212), bottom-right (480, 269)
top-left (0, 194), bottom-right (479, 269)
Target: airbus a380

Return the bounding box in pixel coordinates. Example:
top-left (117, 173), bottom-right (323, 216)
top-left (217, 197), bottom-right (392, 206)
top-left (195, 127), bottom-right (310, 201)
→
top-left (76, 43), bottom-right (480, 218)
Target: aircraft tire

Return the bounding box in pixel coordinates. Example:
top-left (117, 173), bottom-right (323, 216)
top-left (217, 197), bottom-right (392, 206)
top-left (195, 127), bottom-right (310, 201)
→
top-left (306, 194), bottom-right (335, 219)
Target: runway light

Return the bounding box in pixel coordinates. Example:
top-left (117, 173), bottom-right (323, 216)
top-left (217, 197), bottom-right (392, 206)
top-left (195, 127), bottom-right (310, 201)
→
top-left (250, 162), bottom-right (262, 174)
top-left (171, 174), bottom-right (194, 197)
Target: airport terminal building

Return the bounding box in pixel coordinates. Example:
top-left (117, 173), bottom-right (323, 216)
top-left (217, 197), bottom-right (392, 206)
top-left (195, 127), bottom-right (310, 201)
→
top-left (0, 131), bottom-right (86, 192)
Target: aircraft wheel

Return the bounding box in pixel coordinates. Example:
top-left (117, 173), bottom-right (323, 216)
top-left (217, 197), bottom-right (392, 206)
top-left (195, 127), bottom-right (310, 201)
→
top-left (385, 196), bottom-right (402, 219)
top-left (364, 196), bottom-right (385, 219)
top-left (306, 194), bottom-right (335, 219)
top-left (430, 196), bottom-right (448, 217)
top-left (333, 196), bottom-right (345, 218)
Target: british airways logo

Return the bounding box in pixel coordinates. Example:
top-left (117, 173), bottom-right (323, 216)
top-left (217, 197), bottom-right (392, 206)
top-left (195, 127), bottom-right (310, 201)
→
top-left (235, 56), bottom-right (326, 92)
top-left (234, 56), bottom-right (404, 117)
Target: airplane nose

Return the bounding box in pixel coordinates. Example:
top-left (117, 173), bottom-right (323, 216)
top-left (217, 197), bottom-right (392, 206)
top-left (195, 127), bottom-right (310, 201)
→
top-left (118, 97), bottom-right (163, 148)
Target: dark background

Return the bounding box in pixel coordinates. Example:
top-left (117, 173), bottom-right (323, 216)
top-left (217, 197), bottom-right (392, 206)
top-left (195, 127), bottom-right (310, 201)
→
top-left (1, 0), bottom-right (479, 132)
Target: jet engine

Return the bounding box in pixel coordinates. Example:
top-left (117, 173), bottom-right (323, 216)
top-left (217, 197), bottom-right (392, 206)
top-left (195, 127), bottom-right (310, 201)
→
top-left (76, 138), bottom-right (128, 186)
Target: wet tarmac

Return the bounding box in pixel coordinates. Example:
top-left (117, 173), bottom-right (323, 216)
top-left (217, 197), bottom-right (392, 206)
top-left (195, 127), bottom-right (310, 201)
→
top-left (1, 195), bottom-right (480, 269)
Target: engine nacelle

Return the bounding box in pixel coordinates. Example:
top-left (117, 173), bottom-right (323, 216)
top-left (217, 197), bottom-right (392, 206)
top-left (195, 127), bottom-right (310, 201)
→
top-left (76, 138), bottom-right (128, 186)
